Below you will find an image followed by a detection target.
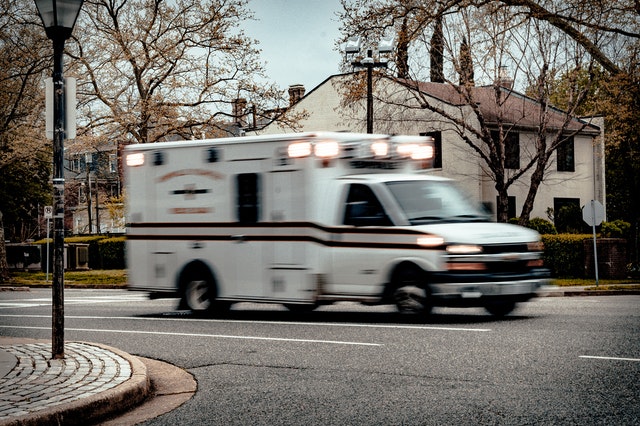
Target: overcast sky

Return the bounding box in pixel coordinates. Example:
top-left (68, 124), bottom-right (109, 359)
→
top-left (244, 0), bottom-right (344, 93)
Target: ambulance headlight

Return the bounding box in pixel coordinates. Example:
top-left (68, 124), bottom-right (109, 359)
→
top-left (315, 141), bottom-right (340, 158)
top-left (126, 152), bottom-right (145, 167)
top-left (417, 235), bottom-right (445, 247)
top-left (288, 141), bottom-right (312, 158)
top-left (446, 244), bottom-right (483, 254)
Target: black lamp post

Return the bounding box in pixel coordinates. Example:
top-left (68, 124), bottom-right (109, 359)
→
top-left (34, 0), bottom-right (83, 359)
top-left (345, 37), bottom-right (394, 134)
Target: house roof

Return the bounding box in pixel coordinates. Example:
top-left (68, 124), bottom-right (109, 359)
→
top-left (261, 72), bottom-right (601, 136)
top-left (399, 79), bottom-right (601, 134)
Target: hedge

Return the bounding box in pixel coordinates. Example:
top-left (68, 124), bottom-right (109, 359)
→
top-left (98, 237), bottom-right (126, 269)
top-left (34, 235), bottom-right (126, 270)
top-left (541, 234), bottom-right (592, 278)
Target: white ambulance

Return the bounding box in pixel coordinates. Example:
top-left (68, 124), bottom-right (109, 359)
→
top-left (124, 132), bottom-right (550, 316)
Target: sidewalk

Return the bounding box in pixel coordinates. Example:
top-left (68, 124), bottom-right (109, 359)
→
top-left (0, 339), bottom-right (149, 426)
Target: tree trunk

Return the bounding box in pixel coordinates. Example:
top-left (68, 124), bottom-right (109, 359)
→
top-left (495, 187), bottom-right (510, 223)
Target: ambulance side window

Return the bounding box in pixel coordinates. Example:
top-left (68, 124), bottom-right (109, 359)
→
top-left (343, 184), bottom-right (392, 226)
top-left (236, 173), bottom-right (260, 223)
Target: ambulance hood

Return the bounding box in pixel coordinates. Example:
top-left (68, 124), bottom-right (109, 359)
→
top-left (411, 221), bottom-right (541, 245)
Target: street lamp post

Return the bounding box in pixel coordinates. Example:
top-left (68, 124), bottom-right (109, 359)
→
top-left (34, 0), bottom-right (83, 359)
top-left (345, 37), bottom-right (395, 134)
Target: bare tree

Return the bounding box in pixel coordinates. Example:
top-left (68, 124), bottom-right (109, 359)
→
top-left (68, 0), bottom-right (301, 146)
top-left (337, 0), bottom-right (614, 222)
top-left (0, 0), bottom-right (53, 281)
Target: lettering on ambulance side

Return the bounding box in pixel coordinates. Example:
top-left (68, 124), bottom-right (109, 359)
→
top-left (156, 168), bottom-right (225, 182)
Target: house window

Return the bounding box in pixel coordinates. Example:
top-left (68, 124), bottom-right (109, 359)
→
top-left (236, 173), bottom-right (261, 223)
top-left (420, 131), bottom-right (442, 169)
top-left (491, 130), bottom-right (520, 169)
top-left (553, 197), bottom-right (581, 232)
top-left (109, 154), bottom-right (118, 173)
top-left (557, 136), bottom-right (575, 172)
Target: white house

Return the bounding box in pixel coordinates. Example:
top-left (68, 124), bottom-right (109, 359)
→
top-left (254, 73), bottom-right (605, 223)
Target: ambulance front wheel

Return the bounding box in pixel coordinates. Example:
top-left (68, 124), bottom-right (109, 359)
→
top-left (391, 263), bottom-right (432, 315)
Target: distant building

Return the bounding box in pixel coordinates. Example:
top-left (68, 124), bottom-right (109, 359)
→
top-left (64, 140), bottom-right (124, 234)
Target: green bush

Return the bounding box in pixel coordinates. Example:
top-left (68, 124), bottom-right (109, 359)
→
top-left (527, 217), bottom-right (557, 234)
top-left (98, 237), bottom-right (126, 269)
top-left (600, 220), bottom-right (631, 238)
top-left (507, 217), bottom-right (557, 234)
top-left (541, 234), bottom-right (592, 278)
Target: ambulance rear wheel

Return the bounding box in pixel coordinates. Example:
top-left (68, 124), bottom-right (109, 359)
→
top-left (391, 264), bottom-right (431, 315)
top-left (184, 279), bottom-right (213, 312)
top-left (284, 303), bottom-right (317, 313)
top-left (179, 263), bottom-right (218, 313)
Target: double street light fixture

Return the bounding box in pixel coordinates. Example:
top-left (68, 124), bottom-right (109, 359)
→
top-left (34, 0), bottom-right (84, 359)
top-left (345, 36), bottom-right (395, 134)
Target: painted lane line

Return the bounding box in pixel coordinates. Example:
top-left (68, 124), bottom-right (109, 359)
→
top-left (0, 314), bottom-right (491, 332)
top-left (0, 325), bottom-right (381, 347)
top-left (579, 355), bottom-right (640, 362)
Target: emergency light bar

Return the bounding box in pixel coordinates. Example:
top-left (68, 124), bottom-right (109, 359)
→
top-left (126, 152), bottom-right (145, 167)
top-left (287, 136), bottom-right (434, 162)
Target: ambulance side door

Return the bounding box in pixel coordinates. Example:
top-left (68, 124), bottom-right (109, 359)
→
top-left (330, 183), bottom-right (393, 296)
top-left (230, 172), bottom-right (265, 297)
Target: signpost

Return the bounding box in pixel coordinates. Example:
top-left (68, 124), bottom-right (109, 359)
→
top-left (44, 205), bottom-right (52, 282)
top-left (582, 200), bottom-right (605, 287)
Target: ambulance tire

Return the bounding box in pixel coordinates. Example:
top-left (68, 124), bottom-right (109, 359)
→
top-left (484, 300), bottom-right (516, 317)
top-left (391, 264), bottom-right (432, 315)
top-left (284, 303), bottom-right (317, 313)
top-left (179, 264), bottom-right (219, 314)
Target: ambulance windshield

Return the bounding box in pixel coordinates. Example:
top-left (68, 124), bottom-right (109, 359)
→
top-left (386, 180), bottom-right (490, 225)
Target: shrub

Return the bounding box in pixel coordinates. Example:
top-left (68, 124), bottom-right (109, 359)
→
top-left (527, 217), bottom-right (557, 234)
top-left (507, 217), bottom-right (557, 234)
top-left (98, 237), bottom-right (126, 269)
top-left (541, 234), bottom-right (592, 278)
top-left (600, 220), bottom-right (631, 238)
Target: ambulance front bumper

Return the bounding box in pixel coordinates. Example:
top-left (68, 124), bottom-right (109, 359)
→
top-left (428, 268), bottom-right (551, 303)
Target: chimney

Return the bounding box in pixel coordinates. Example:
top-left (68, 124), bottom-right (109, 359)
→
top-left (496, 66), bottom-right (514, 90)
top-left (288, 84), bottom-right (305, 106)
top-left (233, 98), bottom-right (247, 127)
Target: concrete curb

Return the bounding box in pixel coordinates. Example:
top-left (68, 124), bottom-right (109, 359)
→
top-left (0, 343), bottom-right (150, 426)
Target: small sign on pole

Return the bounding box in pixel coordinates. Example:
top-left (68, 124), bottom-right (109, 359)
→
top-left (44, 206), bottom-right (52, 282)
top-left (582, 200), bottom-right (604, 287)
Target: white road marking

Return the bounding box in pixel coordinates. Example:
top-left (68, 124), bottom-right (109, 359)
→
top-left (0, 325), bottom-right (381, 346)
top-left (579, 355), bottom-right (640, 362)
top-left (0, 295), bottom-right (148, 309)
top-left (0, 314), bottom-right (491, 332)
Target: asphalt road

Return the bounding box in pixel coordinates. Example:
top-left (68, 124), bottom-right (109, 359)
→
top-left (1, 289), bottom-right (639, 425)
